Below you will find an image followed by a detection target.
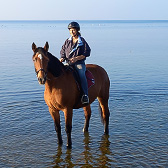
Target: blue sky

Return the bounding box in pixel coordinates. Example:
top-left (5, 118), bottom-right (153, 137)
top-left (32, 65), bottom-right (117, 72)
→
top-left (0, 0), bottom-right (168, 20)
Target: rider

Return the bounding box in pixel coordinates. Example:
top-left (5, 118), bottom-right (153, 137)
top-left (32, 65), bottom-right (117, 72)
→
top-left (60, 21), bottom-right (91, 104)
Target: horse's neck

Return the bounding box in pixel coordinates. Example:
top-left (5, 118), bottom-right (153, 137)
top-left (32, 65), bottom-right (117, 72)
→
top-left (45, 70), bottom-right (75, 91)
top-left (47, 52), bottom-right (65, 77)
top-left (46, 72), bottom-right (61, 84)
top-left (45, 71), bottom-right (66, 90)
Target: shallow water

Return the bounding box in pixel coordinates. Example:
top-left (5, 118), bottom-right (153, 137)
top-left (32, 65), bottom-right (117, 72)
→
top-left (0, 20), bottom-right (168, 167)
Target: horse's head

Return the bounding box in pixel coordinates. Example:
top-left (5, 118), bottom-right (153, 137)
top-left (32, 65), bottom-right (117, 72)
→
top-left (32, 42), bottom-right (49, 85)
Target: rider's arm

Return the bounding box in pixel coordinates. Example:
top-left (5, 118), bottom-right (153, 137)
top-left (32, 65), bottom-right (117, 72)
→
top-left (69, 55), bottom-right (86, 63)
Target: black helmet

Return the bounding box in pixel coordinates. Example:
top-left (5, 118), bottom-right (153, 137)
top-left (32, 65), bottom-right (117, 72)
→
top-left (68, 22), bottom-right (80, 31)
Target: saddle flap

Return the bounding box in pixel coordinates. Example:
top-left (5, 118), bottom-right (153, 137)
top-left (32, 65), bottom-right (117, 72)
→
top-left (86, 70), bottom-right (95, 89)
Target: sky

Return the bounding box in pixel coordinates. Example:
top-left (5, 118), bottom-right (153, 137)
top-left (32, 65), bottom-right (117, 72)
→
top-left (0, 0), bottom-right (168, 20)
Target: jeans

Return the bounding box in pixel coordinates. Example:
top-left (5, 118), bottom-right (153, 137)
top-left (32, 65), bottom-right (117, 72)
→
top-left (73, 62), bottom-right (88, 96)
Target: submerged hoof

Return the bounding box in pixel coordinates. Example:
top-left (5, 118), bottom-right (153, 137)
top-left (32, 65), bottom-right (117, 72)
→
top-left (66, 143), bottom-right (72, 149)
top-left (104, 129), bottom-right (109, 135)
top-left (58, 140), bottom-right (63, 146)
top-left (83, 127), bottom-right (89, 132)
top-left (58, 138), bottom-right (63, 146)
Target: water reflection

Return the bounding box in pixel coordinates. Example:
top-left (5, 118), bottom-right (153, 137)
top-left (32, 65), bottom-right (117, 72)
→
top-left (81, 132), bottom-right (93, 166)
top-left (53, 146), bottom-right (63, 167)
top-left (52, 134), bottom-right (114, 167)
top-left (97, 135), bottom-right (114, 167)
top-left (65, 149), bottom-right (74, 167)
top-left (53, 147), bottom-right (74, 168)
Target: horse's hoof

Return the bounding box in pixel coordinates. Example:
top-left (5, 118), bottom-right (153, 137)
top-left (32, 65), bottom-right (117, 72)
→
top-left (58, 141), bottom-right (63, 146)
top-left (83, 128), bottom-right (88, 132)
top-left (58, 138), bottom-right (63, 145)
top-left (66, 143), bottom-right (72, 149)
top-left (104, 130), bottom-right (109, 135)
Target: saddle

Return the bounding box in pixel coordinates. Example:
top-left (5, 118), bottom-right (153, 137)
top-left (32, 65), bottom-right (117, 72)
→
top-left (66, 65), bottom-right (95, 91)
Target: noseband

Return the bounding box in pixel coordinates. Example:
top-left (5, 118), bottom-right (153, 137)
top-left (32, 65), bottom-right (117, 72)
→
top-left (35, 68), bottom-right (47, 79)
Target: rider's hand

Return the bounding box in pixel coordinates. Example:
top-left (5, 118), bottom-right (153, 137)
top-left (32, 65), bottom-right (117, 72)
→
top-left (69, 57), bottom-right (78, 63)
top-left (60, 58), bottom-right (65, 62)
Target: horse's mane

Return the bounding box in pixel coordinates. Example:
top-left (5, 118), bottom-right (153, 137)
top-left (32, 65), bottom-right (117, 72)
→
top-left (47, 52), bottom-right (65, 77)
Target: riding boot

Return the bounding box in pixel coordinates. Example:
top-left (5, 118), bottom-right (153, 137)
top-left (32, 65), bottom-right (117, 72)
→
top-left (81, 95), bottom-right (89, 104)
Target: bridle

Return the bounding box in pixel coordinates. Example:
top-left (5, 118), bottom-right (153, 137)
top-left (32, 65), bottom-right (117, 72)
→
top-left (34, 53), bottom-right (48, 80)
top-left (35, 68), bottom-right (47, 79)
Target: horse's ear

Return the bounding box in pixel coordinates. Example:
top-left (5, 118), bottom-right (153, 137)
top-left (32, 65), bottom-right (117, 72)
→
top-left (32, 42), bottom-right (36, 52)
top-left (44, 42), bottom-right (49, 52)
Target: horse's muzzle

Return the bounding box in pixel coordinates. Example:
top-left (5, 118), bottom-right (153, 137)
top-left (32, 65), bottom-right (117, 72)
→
top-left (36, 68), bottom-right (47, 85)
top-left (38, 77), bottom-right (46, 85)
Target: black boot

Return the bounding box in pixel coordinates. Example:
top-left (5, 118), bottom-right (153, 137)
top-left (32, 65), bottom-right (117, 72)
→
top-left (81, 95), bottom-right (89, 104)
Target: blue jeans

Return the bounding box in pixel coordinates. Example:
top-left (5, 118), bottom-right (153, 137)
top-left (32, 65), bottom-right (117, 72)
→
top-left (74, 63), bottom-right (88, 96)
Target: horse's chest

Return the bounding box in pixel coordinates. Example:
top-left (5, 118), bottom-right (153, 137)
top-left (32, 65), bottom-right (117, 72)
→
top-left (44, 90), bottom-right (64, 110)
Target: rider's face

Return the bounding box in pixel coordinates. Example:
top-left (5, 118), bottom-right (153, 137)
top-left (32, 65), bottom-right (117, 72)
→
top-left (69, 28), bottom-right (78, 37)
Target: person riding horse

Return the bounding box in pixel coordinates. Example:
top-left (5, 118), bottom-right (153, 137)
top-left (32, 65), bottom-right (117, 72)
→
top-left (32, 41), bottom-right (110, 148)
top-left (60, 22), bottom-right (91, 104)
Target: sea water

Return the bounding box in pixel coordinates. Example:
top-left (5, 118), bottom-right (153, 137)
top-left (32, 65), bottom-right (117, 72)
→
top-left (0, 20), bottom-right (168, 167)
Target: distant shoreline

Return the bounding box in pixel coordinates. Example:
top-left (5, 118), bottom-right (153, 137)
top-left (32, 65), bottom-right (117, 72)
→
top-left (0, 20), bottom-right (168, 23)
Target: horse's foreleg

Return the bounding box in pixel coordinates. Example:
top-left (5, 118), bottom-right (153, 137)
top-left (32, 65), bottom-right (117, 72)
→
top-left (49, 108), bottom-right (63, 145)
top-left (64, 108), bottom-right (73, 148)
top-left (83, 105), bottom-right (91, 132)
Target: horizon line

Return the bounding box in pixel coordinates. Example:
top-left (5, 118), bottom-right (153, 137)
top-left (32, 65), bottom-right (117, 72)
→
top-left (0, 19), bottom-right (168, 21)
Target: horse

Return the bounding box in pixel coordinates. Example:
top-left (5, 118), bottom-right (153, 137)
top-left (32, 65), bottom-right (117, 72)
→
top-left (32, 42), bottom-right (110, 148)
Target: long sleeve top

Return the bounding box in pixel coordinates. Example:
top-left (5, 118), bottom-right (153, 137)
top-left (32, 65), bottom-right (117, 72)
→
top-left (60, 36), bottom-right (91, 64)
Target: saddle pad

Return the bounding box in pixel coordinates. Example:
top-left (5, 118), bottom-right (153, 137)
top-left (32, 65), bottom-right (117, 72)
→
top-left (86, 70), bottom-right (95, 89)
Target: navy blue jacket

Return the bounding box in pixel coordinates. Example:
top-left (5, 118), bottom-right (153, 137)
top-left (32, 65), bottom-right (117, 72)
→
top-left (60, 36), bottom-right (91, 64)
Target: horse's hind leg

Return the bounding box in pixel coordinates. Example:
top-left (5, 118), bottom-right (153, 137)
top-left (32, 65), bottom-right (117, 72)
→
top-left (97, 97), bottom-right (110, 134)
top-left (49, 108), bottom-right (63, 145)
top-left (83, 105), bottom-right (91, 132)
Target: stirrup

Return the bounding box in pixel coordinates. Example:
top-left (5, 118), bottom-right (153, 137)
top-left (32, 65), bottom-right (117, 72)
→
top-left (81, 95), bottom-right (89, 104)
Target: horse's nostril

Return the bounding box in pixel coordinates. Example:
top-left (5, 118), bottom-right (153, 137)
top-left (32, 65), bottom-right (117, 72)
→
top-left (38, 77), bottom-right (46, 84)
top-left (38, 77), bottom-right (42, 83)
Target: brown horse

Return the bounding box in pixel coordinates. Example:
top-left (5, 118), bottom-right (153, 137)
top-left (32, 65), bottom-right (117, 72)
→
top-left (32, 42), bottom-right (110, 148)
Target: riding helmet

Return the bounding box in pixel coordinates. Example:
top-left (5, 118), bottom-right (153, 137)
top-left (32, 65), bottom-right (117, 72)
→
top-left (68, 22), bottom-right (80, 31)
